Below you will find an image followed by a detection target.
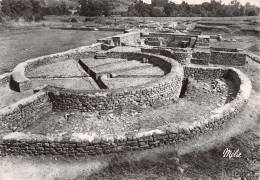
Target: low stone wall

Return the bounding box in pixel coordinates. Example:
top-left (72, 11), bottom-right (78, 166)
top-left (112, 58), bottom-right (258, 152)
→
top-left (97, 37), bottom-right (113, 45)
top-left (210, 47), bottom-right (242, 52)
top-left (141, 48), bottom-right (191, 65)
top-left (191, 50), bottom-right (211, 65)
top-left (0, 73), bottom-right (12, 86)
top-left (246, 52), bottom-right (260, 64)
top-left (0, 91), bottom-right (53, 132)
top-left (184, 65), bottom-right (229, 79)
top-left (50, 26), bottom-right (125, 32)
top-left (142, 47), bottom-right (247, 66)
top-left (147, 33), bottom-right (196, 47)
top-left (161, 49), bottom-right (191, 65)
top-left (0, 66), bottom-right (251, 157)
top-left (11, 43), bottom-right (102, 92)
top-left (46, 52), bottom-right (183, 112)
top-left (195, 35), bottom-right (210, 47)
top-left (210, 51), bottom-right (246, 66)
top-left (112, 32), bottom-right (141, 46)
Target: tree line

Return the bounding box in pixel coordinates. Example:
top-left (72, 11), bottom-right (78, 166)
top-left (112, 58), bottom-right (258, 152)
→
top-left (79, 0), bottom-right (115, 17)
top-left (127, 0), bottom-right (259, 17)
top-left (0, 0), bottom-right (259, 22)
top-left (0, 0), bottom-right (71, 22)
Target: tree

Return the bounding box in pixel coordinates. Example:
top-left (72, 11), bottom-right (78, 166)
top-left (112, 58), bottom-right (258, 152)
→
top-left (150, 7), bottom-right (164, 17)
top-left (79, 0), bottom-right (114, 17)
top-left (1, 0), bottom-right (33, 21)
top-left (163, 2), bottom-right (176, 16)
top-left (30, 0), bottom-right (40, 14)
top-left (127, 1), bottom-right (151, 17)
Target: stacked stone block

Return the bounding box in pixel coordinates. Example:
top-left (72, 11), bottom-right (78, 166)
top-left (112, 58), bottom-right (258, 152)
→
top-left (210, 51), bottom-right (246, 66)
top-left (0, 92), bottom-right (52, 131)
top-left (46, 52), bottom-right (183, 112)
top-left (0, 73), bottom-right (11, 86)
top-left (11, 44), bottom-right (102, 92)
top-left (0, 65), bottom-right (251, 157)
top-left (112, 32), bottom-right (141, 46)
top-left (195, 35), bottom-right (210, 47)
top-left (191, 50), bottom-right (211, 65)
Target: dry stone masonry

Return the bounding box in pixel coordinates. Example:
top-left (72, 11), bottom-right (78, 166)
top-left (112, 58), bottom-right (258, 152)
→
top-left (0, 30), bottom-right (252, 157)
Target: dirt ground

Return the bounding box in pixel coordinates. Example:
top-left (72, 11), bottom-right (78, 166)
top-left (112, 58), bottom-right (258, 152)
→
top-left (211, 34), bottom-right (260, 56)
top-left (21, 78), bottom-right (233, 136)
top-left (0, 84), bottom-right (33, 109)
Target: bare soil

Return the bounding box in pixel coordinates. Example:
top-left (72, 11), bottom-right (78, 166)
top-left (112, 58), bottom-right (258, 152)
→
top-left (30, 77), bottom-right (99, 90)
top-left (0, 84), bottom-right (33, 109)
top-left (21, 77), bottom-right (234, 136)
top-left (211, 34), bottom-right (260, 55)
top-left (76, 56), bottom-right (260, 180)
top-left (27, 60), bottom-right (88, 78)
top-left (102, 77), bottom-right (158, 89)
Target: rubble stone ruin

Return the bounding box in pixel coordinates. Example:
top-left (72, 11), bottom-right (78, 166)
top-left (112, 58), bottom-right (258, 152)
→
top-left (0, 30), bottom-right (252, 157)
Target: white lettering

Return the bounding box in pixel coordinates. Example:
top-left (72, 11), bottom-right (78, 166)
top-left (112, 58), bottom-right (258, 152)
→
top-left (223, 148), bottom-right (241, 159)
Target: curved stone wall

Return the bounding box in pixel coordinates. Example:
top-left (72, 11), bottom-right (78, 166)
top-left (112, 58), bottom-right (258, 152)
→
top-left (0, 33), bottom-right (252, 157)
top-left (45, 52), bottom-right (184, 112)
top-left (0, 65), bottom-right (251, 157)
top-left (12, 43), bottom-right (102, 92)
top-left (0, 73), bottom-right (12, 86)
top-left (142, 47), bottom-right (247, 66)
top-left (141, 48), bottom-right (192, 65)
top-left (0, 91), bottom-right (52, 131)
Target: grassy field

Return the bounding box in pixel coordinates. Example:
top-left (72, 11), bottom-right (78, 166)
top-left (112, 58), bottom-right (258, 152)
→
top-left (0, 28), bottom-right (120, 74)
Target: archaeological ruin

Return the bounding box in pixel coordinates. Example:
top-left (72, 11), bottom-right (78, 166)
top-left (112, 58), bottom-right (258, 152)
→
top-left (0, 30), bottom-right (252, 157)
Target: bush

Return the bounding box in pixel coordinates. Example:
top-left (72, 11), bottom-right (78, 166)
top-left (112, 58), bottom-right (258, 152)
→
top-left (70, 18), bottom-right (77, 23)
top-left (85, 17), bottom-right (96, 22)
top-left (34, 13), bottom-right (43, 22)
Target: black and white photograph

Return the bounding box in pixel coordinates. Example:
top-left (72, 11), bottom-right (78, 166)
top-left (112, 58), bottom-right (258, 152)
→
top-left (0, 0), bottom-right (259, 179)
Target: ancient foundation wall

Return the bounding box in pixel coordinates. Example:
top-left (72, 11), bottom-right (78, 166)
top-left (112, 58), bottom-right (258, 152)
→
top-left (191, 50), bottom-right (211, 65)
top-left (11, 43), bottom-right (102, 92)
top-left (0, 66), bottom-right (251, 157)
top-left (210, 47), bottom-right (242, 52)
top-left (46, 52), bottom-right (183, 112)
top-left (112, 32), bottom-right (141, 46)
top-left (210, 51), bottom-right (246, 66)
top-left (147, 33), bottom-right (196, 47)
top-left (141, 48), bottom-right (191, 65)
top-left (0, 91), bottom-right (52, 132)
top-left (0, 73), bottom-right (12, 86)
top-left (142, 47), bottom-right (246, 67)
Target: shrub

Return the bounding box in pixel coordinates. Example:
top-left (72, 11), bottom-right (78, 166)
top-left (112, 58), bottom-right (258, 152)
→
top-left (34, 13), bottom-right (43, 22)
top-left (70, 18), bottom-right (77, 23)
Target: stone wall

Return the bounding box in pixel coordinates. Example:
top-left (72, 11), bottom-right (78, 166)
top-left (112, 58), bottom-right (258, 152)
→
top-left (191, 50), bottom-right (211, 65)
top-left (112, 32), bottom-right (141, 46)
top-left (210, 51), bottom-right (246, 66)
top-left (161, 49), bottom-right (192, 65)
top-left (97, 37), bottom-right (113, 45)
top-left (184, 65), bottom-right (229, 79)
top-left (0, 73), bottom-right (12, 86)
top-left (0, 91), bottom-right (52, 131)
top-left (45, 52), bottom-right (183, 112)
top-left (11, 43), bottom-right (102, 92)
top-left (141, 47), bottom-right (247, 67)
top-left (141, 48), bottom-right (191, 65)
top-left (195, 35), bottom-right (210, 47)
top-left (0, 66), bottom-right (251, 157)
top-left (210, 47), bottom-right (242, 52)
top-left (147, 33), bottom-right (196, 47)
